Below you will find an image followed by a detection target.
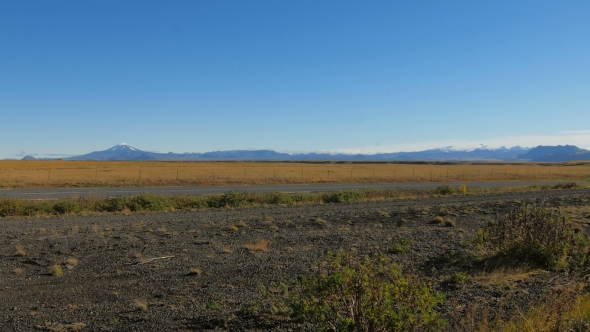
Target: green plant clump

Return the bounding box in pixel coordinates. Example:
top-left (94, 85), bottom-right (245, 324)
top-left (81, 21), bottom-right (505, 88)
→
top-left (446, 272), bottom-right (468, 285)
top-left (390, 236), bottom-right (410, 254)
top-left (292, 249), bottom-right (446, 332)
top-left (52, 200), bottom-right (81, 214)
top-left (322, 191), bottom-right (363, 203)
top-left (477, 204), bottom-right (590, 271)
top-left (434, 185), bottom-right (456, 195)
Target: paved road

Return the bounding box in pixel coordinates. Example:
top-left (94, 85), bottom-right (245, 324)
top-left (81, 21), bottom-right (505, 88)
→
top-left (1, 181), bottom-right (589, 200)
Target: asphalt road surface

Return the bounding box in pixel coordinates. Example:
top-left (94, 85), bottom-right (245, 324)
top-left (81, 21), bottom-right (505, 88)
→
top-left (1, 181), bottom-right (589, 200)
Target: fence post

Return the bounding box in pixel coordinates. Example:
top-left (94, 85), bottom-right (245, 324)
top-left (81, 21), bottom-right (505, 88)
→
top-left (139, 169), bottom-right (141, 181)
top-left (48, 169), bottom-right (51, 182)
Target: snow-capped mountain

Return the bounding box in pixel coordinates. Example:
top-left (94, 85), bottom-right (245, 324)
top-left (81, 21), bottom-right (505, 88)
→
top-left (60, 143), bottom-right (535, 161)
top-left (107, 143), bottom-right (139, 152)
top-left (56, 143), bottom-right (589, 162)
top-left (65, 143), bottom-right (187, 161)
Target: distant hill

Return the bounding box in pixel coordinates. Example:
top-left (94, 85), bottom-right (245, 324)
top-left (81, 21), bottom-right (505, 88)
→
top-left (517, 145), bottom-right (590, 162)
top-left (63, 143), bottom-right (535, 161)
top-left (65, 143), bottom-right (202, 161)
top-left (22, 155), bottom-right (37, 160)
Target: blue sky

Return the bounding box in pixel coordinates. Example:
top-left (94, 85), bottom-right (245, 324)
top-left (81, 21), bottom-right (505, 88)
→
top-left (1, 1), bottom-right (589, 158)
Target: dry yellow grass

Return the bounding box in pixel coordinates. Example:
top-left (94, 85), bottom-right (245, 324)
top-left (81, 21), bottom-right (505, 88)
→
top-left (244, 239), bottom-right (269, 252)
top-left (50, 264), bottom-right (63, 277)
top-left (14, 244), bottom-right (27, 256)
top-left (133, 299), bottom-right (148, 311)
top-left (0, 160), bottom-right (588, 188)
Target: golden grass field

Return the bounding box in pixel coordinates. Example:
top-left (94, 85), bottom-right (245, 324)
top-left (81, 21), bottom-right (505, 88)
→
top-left (1, 160), bottom-right (589, 188)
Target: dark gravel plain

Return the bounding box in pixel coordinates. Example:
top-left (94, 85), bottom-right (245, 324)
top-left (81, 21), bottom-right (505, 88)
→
top-left (2, 188), bottom-right (590, 331)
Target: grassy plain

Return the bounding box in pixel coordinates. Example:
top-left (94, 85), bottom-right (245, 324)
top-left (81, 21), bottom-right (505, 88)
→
top-left (0, 160), bottom-right (589, 188)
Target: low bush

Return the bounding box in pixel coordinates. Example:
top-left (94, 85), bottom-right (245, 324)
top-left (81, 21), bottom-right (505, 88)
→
top-left (551, 182), bottom-right (578, 190)
top-left (390, 235), bottom-right (410, 254)
top-left (291, 249), bottom-right (446, 331)
top-left (127, 194), bottom-right (172, 212)
top-left (210, 190), bottom-right (251, 208)
top-left (322, 191), bottom-right (363, 203)
top-left (22, 202), bottom-right (53, 216)
top-left (264, 192), bottom-right (294, 205)
top-left (434, 185), bottom-right (456, 195)
top-left (171, 195), bottom-right (208, 209)
top-left (446, 272), bottom-right (468, 285)
top-left (477, 204), bottom-right (590, 271)
top-left (103, 196), bottom-right (130, 212)
top-left (53, 200), bottom-right (81, 214)
top-left (0, 197), bottom-right (26, 217)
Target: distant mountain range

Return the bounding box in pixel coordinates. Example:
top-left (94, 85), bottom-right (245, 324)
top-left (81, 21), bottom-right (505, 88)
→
top-left (20, 143), bottom-right (590, 162)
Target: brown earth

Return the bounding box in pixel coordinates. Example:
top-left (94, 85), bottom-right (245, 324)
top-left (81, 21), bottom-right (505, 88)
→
top-left (1, 189), bottom-right (590, 331)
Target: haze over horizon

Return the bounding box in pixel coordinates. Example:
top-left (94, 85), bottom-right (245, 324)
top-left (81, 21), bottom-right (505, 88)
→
top-left (2, 1), bottom-right (589, 159)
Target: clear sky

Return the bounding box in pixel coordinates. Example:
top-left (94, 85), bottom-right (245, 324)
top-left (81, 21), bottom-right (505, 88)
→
top-left (1, 1), bottom-right (589, 158)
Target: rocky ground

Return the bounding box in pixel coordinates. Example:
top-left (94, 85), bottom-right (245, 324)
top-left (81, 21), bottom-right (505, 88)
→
top-left (1, 188), bottom-right (590, 331)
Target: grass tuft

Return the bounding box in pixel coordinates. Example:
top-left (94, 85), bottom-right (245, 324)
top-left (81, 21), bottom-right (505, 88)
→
top-left (14, 244), bottom-right (26, 256)
top-left (431, 216), bottom-right (445, 224)
top-left (245, 239), bottom-right (269, 252)
top-left (51, 265), bottom-right (63, 277)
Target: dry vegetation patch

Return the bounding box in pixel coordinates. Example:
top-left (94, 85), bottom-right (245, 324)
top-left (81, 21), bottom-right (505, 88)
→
top-left (244, 239), bottom-right (269, 252)
top-left (0, 160), bottom-right (588, 188)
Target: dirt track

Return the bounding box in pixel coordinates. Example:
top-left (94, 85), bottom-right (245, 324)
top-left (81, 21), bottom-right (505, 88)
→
top-left (2, 189), bottom-right (590, 331)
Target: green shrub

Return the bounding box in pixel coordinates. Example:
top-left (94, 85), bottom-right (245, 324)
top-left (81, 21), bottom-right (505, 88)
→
top-left (552, 182), bottom-right (578, 190)
top-left (434, 185), bottom-right (456, 195)
top-left (290, 193), bottom-right (320, 204)
top-left (53, 200), bottom-right (81, 214)
top-left (251, 281), bottom-right (293, 317)
top-left (171, 195), bottom-right (208, 209)
top-left (291, 249), bottom-right (446, 331)
top-left (209, 190), bottom-right (251, 208)
top-left (446, 272), bottom-right (468, 285)
top-left (265, 192), bottom-right (294, 205)
top-left (128, 194), bottom-right (171, 212)
top-left (205, 301), bottom-right (221, 311)
top-left (0, 197), bottom-right (26, 217)
top-left (478, 204), bottom-right (590, 271)
top-left (103, 196), bottom-right (130, 212)
top-left (390, 235), bottom-right (410, 254)
top-left (322, 191), bottom-right (363, 203)
top-left (22, 202), bottom-right (53, 216)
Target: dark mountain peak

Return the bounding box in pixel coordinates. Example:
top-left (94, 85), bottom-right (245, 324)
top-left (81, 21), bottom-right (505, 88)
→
top-left (22, 155), bottom-right (37, 160)
top-left (518, 145), bottom-right (590, 161)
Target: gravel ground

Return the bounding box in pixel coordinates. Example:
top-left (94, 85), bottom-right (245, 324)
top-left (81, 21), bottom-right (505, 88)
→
top-left (1, 188), bottom-right (590, 331)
